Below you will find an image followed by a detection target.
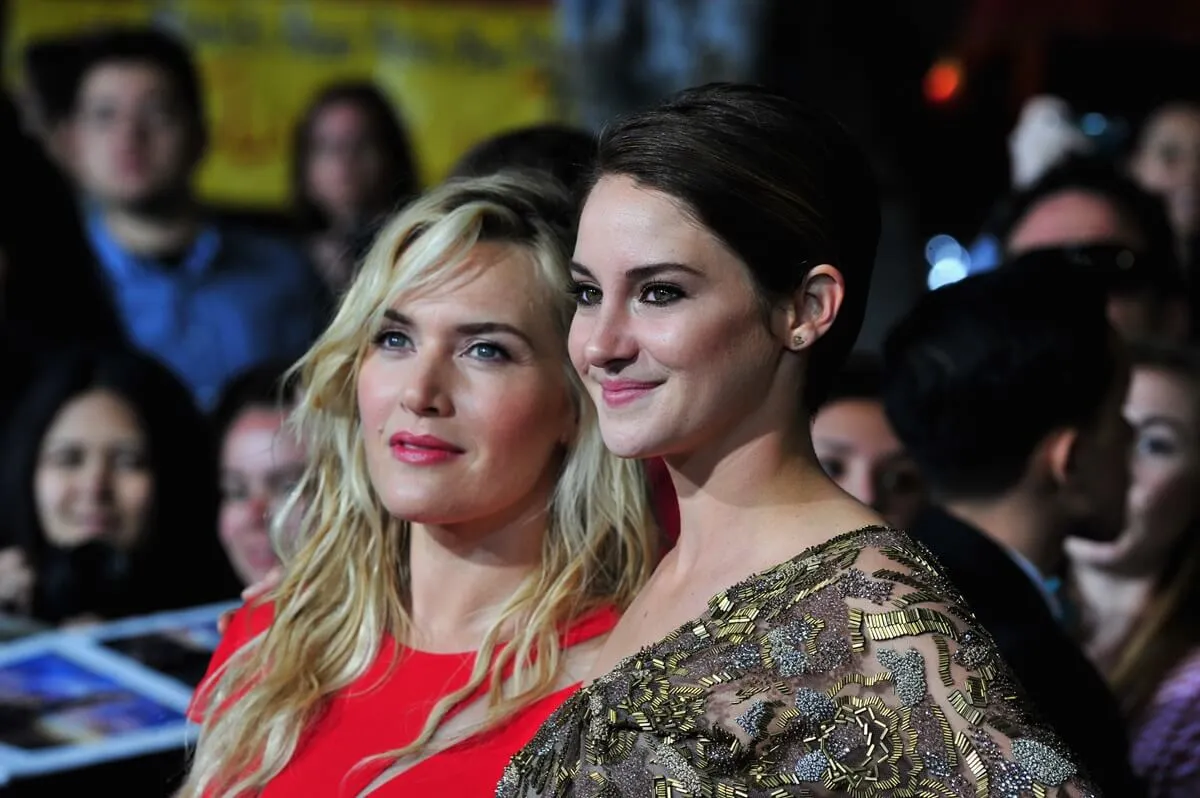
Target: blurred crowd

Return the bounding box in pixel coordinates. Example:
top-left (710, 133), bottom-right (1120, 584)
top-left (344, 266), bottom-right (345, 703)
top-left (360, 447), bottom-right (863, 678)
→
top-left (3, 21), bottom-right (1200, 798)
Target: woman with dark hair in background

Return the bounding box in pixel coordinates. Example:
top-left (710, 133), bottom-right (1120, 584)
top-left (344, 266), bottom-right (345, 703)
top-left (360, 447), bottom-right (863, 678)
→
top-left (0, 346), bottom-right (238, 624)
top-left (501, 83), bottom-right (1096, 797)
top-left (1129, 101), bottom-right (1200, 274)
top-left (292, 82), bottom-right (419, 293)
top-left (812, 352), bottom-right (926, 528)
top-left (210, 363), bottom-right (305, 588)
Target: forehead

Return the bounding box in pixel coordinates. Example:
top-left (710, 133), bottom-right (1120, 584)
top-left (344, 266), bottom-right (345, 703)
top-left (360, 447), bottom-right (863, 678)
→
top-left (1128, 367), bottom-right (1198, 413)
top-left (47, 391), bottom-right (141, 437)
top-left (1145, 107), bottom-right (1200, 141)
top-left (1009, 189), bottom-right (1140, 253)
top-left (79, 62), bottom-right (177, 103)
top-left (575, 175), bottom-right (729, 270)
top-left (314, 100), bottom-right (371, 132)
top-left (393, 241), bottom-right (556, 328)
top-left (813, 399), bottom-right (900, 449)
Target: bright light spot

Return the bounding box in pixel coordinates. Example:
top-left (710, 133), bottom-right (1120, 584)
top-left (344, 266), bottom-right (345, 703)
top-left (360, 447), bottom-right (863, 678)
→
top-left (928, 257), bottom-right (969, 290)
top-left (924, 58), bottom-right (964, 104)
top-left (1081, 112), bottom-right (1108, 136)
top-left (925, 234), bottom-right (971, 290)
top-left (925, 234), bottom-right (960, 266)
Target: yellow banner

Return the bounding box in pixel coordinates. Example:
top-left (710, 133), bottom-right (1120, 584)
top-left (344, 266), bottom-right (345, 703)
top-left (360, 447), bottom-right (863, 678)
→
top-left (5, 0), bottom-right (561, 207)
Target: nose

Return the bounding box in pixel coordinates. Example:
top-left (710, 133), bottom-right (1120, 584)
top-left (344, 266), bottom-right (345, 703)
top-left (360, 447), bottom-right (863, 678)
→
top-left (401, 352), bottom-right (454, 417)
top-left (80, 457), bottom-right (115, 503)
top-left (580, 301), bottom-right (639, 372)
top-left (246, 494), bottom-right (271, 531)
top-left (846, 467), bottom-right (876, 509)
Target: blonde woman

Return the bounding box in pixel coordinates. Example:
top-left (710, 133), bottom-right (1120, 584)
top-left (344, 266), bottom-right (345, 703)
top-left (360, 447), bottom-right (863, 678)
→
top-left (181, 173), bottom-right (657, 797)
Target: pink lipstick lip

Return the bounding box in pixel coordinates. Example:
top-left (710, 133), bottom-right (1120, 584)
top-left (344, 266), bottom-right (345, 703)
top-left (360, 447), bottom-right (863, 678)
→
top-left (388, 432), bottom-right (464, 465)
top-left (599, 379), bottom-right (660, 408)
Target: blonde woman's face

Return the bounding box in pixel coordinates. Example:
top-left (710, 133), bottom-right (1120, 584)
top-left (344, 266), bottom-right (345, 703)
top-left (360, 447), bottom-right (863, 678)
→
top-left (357, 242), bottom-right (575, 531)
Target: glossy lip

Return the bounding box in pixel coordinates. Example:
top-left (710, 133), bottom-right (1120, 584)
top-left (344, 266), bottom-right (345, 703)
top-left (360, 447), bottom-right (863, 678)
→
top-left (599, 379), bottom-right (661, 408)
top-left (388, 432), bottom-right (465, 465)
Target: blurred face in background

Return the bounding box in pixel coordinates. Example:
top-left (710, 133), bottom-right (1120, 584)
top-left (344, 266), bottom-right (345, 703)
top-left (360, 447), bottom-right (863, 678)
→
top-left (1132, 104), bottom-right (1200, 240)
top-left (813, 397), bottom-right (925, 528)
top-left (305, 100), bottom-right (392, 225)
top-left (72, 62), bottom-right (198, 211)
top-left (34, 389), bottom-right (153, 550)
top-left (1007, 189), bottom-right (1144, 255)
top-left (1067, 366), bottom-right (1200, 574)
top-left (218, 407), bottom-right (306, 586)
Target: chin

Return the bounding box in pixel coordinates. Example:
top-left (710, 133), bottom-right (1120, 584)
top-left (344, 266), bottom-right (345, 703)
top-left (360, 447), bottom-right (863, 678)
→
top-left (597, 427), bottom-right (666, 461)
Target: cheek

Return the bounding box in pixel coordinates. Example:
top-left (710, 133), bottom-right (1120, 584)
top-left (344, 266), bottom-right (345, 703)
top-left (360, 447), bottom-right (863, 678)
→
top-left (116, 473), bottom-right (154, 518)
top-left (1132, 463), bottom-right (1194, 522)
top-left (468, 379), bottom-right (571, 465)
top-left (356, 361), bottom-right (394, 445)
top-left (567, 316), bottom-right (593, 376)
top-left (218, 502), bottom-right (250, 541)
top-left (32, 468), bottom-right (63, 521)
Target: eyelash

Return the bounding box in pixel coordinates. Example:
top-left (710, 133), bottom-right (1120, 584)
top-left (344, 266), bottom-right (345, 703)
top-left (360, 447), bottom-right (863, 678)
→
top-left (374, 329), bottom-right (411, 350)
top-left (567, 281), bottom-right (686, 307)
top-left (372, 329), bottom-right (512, 362)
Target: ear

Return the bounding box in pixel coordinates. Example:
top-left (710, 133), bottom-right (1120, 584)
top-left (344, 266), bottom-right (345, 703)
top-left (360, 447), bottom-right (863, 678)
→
top-left (777, 264), bottom-right (846, 352)
top-left (1043, 427), bottom-right (1080, 488)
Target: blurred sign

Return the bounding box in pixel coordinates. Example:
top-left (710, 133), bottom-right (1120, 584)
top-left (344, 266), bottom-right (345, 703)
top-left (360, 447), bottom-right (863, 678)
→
top-left (5, 0), bottom-right (560, 208)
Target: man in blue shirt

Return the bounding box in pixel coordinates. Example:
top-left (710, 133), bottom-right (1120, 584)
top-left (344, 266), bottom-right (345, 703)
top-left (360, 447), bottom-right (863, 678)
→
top-left (67, 28), bottom-right (329, 410)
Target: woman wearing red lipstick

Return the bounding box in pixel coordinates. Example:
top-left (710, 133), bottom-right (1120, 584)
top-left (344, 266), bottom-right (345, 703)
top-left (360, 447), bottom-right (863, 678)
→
top-left (500, 84), bottom-right (1097, 797)
top-left (182, 173), bottom-right (658, 797)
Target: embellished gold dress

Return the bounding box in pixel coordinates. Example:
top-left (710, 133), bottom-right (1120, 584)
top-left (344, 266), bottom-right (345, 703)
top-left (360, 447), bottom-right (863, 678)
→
top-left (498, 526), bottom-right (1098, 797)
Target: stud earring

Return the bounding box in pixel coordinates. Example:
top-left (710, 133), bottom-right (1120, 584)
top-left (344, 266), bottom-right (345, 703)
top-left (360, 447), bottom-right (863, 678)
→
top-left (792, 334), bottom-right (805, 349)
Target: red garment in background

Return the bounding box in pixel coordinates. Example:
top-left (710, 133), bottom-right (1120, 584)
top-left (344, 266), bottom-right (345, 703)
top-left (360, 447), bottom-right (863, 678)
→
top-left (647, 457), bottom-right (680, 546)
top-left (189, 602), bottom-right (617, 797)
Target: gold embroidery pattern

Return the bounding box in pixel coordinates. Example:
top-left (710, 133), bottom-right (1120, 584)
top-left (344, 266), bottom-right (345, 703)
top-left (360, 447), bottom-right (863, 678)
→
top-left (497, 527), bottom-right (1098, 797)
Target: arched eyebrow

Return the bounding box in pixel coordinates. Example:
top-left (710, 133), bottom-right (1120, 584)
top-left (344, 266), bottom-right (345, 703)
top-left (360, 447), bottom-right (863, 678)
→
top-left (570, 261), bottom-right (704, 282)
top-left (382, 310), bottom-right (534, 347)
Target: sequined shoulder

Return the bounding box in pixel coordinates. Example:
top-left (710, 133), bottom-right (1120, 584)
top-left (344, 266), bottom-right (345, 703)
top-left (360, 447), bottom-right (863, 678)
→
top-left (499, 527), bottom-right (1099, 797)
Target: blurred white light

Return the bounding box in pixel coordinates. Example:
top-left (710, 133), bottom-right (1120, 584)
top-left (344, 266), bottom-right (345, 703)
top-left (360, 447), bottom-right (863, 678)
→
top-left (1081, 112), bottom-right (1108, 137)
top-left (928, 256), bottom-right (969, 290)
top-left (925, 234), bottom-right (961, 266)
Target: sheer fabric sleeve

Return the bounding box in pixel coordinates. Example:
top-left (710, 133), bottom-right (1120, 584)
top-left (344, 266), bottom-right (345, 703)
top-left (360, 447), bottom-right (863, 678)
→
top-left (506, 535), bottom-right (1100, 797)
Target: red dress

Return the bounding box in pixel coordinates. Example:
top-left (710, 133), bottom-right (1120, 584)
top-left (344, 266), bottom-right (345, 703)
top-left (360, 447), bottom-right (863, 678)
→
top-left (190, 601), bottom-right (618, 796)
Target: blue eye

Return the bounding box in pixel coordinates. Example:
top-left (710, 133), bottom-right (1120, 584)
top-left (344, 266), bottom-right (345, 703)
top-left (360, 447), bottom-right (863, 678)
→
top-left (467, 342), bottom-right (510, 361)
top-left (374, 330), bottom-right (411, 350)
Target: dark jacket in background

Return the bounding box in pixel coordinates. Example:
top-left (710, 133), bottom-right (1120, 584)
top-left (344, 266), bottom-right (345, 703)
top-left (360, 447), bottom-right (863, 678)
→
top-left (910, 507), bottom-right (1145, 798)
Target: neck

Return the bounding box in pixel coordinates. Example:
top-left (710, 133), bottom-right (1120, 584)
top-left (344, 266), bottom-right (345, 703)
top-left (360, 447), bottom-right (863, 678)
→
top-left (405, 494), bottom-right (550, 654)
top-left (102, 202), bottom-right (200, 258)
top-left (665, 411), bottom-right (880, 577)
top-left (941, 492), bottom-right (1063, 575)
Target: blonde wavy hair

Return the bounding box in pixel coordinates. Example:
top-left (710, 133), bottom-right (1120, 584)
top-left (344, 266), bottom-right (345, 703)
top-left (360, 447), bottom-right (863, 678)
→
top-left (182, 172), bottom-right (657, 797)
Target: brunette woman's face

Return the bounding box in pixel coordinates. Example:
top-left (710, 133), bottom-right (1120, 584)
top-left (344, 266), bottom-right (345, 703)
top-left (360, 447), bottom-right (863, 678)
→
top-left (34, 390), bottom-right (154, 550)
top-left (1067, 367), bottom-right (1200, 573)
top-left (567, 175), bottom-right (790, 460)
top-left (218, 407), bottom-right (305, 586)
top-left (305, 100), bottom-right (390, 221)
top-left (1132, 105), bottom-right (1200, 237)
top-left (813, 398), bottom-right (925, 527)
